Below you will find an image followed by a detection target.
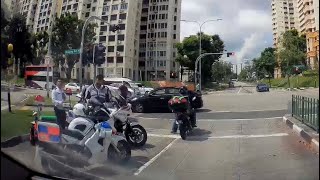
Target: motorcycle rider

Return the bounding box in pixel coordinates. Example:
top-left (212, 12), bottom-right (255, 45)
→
top-left (171, 86), bottom-right (197, 133)
top-left (84, 74), bottom-right (113, 106)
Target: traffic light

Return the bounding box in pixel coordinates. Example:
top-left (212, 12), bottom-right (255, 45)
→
top-left (110, 25), bottom-right (121, 32)
top-left (94, 44), bottom-right (106, 65)
top-left (170, 72), bottom-right (177, 78)
top-left (227, 52), bottom-right (235, 57)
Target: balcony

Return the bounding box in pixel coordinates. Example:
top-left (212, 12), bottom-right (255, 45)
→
top-left (307, 51), bottom-right (317, 57)
top-left (306, 31), bottom-right (319, 38)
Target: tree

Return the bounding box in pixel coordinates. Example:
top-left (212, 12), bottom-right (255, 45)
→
top-left (51, 13), bottom-right (97, 81)
top-left (277, 29), bottom-right (306, 76)
top-left (175, 33), bottom-right (225, 84)
top-left (1, 7), bottom-right (8, 33)
top-left (211, 61), bottom-right (233, 82)
top-left (7, 14), bottom-right (34, 77)
top-left (31, 31), bottom-right (49, 65)
top-left (253, 47), bottom-right (276, 79)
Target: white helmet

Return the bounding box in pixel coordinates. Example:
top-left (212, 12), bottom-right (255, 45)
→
top-left (72, 103), bottom-right (86, 117)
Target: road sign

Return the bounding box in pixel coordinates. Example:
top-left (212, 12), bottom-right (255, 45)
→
top-left (65, 49), bottom-right (80, 55)
top-left (45, 55), bottom-right (52, 65)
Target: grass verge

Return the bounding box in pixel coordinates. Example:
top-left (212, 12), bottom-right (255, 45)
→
top-left (261, 76), bottom-right (319, 88)
top-left (1, 110), bottom-right (54, 142)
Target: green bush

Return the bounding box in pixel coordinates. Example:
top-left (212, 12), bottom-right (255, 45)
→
top-left (303, 70), bottom-right (319, 77)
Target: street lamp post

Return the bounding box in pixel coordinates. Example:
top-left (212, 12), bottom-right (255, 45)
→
top-left (181, 19), bottom-right (222, 91)
top-left (79, 16), bottom-right (110, 89)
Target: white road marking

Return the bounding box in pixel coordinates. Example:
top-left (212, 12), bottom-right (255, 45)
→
top-left (194, 117), bottom-right (283, 122)
top-left (147, 133), bottom-right (289, 139)
top-left (237, 87), bottom-right (242, 94)
top-left (134, 138), bottom-right (179, 176)
top-left (140, 117), bottom-right (282, 122)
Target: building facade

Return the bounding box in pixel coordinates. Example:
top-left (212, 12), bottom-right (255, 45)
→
top-left (297, 0), bottom-right (319, 69)
top-left (139, 0), bottom-right (181, 81)
top-left (271, 0), bottom-right (299, 78)
top-left (272, 0), bottom-right (319, 78)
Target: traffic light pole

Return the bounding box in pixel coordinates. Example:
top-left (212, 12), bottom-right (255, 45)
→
top-left (194, 52), bottom-right (230, 91)
top-left (79, 16), bottom-right (109, 90)
top-left (93, 44), bottom-right (96, 82)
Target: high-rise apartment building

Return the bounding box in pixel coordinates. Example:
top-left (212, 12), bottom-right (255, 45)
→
top-left (297, 0), bottom-right (319, 69)
top-left (67, 0), bottom-right (142, 81)
top-left (271, 0), bottom-right (299, 48)
top-left (139, 0), bottom-right (181, 81)
top-left (10, 0), bottom-right (181, 81)
top-left (271, 0), bottom-right (299, 78)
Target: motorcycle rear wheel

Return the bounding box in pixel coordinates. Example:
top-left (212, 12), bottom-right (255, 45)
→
top-left (179, 124), bottom-right (187, 140)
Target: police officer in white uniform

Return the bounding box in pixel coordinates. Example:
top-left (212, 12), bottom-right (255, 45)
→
top-left (85, 74), bottom-right (113, 105)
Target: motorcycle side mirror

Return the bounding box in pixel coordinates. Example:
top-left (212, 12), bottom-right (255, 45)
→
top-left (76, 94), bottom-right (82, 99)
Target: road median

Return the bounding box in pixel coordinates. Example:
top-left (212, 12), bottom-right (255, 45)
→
top-left (283, 115), bottom-right (319, 153)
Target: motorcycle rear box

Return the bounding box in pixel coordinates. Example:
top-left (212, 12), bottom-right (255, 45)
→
top-left (37, 122), bottom-right (61, 143)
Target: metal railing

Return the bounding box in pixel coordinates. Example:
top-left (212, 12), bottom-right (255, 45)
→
top-left (292, 95), bottom-right (319, 133)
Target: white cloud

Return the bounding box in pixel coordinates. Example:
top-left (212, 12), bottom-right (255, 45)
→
top-left (180, 0), bottom-right (274, 62)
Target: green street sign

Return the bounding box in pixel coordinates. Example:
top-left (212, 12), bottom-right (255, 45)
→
top-left (65, 49), bottom-right (80, 55)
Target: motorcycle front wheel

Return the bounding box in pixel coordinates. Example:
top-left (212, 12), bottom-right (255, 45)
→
top-left (125, 125), bottom-right (147, 147)
top-left (108, 140), bottom-right (131, 164)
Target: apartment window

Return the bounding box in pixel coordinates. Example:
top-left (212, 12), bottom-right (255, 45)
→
top-left (119, 24), bottom-right (125, 30)
top-left (87, 4), bottom-right (91, 8)
top-left (117, 45), bottom-right (124, 52)
top-left (93, 0), bottom-right (97, 2)
top-left (109, 35), bottom-right (115, 41)
top-left (92, 7), bottom-right (96, 11)
top-left (140, 34), bottom-right (146, 39)
top-left (174, 16), bottom-right (177, 21)
top-left (139, 52), bottom-right (146, 57)
top-left (99, 36), bottom-right (107, 42)
top-left (120, 3), bottom-right (128, 10)
top-left (107, 57), bottom-right (114, 63)
top-left (73, 4), bottom-right (78, 9)
top-left (85, 12), bottom-right (90, 17)
top-left (173, 34), bottom-right (176, 39)
top-left (62, 6), bottom-right (66, 11)
top-left (118, 34), bottom-right (125, 41)
top-left (141, 17), bottom-right (147, 21)
top-left (112, 5), bottom-right (118, 10)
top-left (141, 25), bottom-right (147, 30)
top-left (116, 57), bottom-right (123, 63)
top-left (103, 5), bottom-right (109, 12)
top-left (108, 46), bottom-right (114, 52)
top-left (67, 5), bottom-right (71, 10)
top-left (102, 16), bottom-right (108, 21)
top-left (173, 25), bottom-right (176, 30)
top-left (175, 8), bottom-right (177, 12)
top-left (119, 13), bottom-right (126, 19)
top-left (142, 8), bottom-right (148, 13)
top-left (100, 26), bottom-right (108, 31)
top-left (111, 14), bottom-right (117, 20)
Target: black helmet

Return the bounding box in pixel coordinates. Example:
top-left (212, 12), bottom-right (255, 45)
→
top-left (179, 86), bottom-right (188, 95)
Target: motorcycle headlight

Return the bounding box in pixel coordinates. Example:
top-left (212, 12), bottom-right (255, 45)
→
top-left (131, 97), bottom-right (137, 101)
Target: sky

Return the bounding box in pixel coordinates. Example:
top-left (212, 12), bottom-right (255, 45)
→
top-left (180, 0), bottom-right (273, 66)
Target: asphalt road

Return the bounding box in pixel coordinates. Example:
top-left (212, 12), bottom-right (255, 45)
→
top-left (2, 86), bottom-right (319, 180)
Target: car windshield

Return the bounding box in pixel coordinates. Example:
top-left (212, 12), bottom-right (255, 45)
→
top-left (2, 0), bottom-right (319, 180)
